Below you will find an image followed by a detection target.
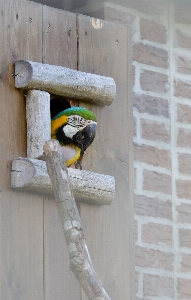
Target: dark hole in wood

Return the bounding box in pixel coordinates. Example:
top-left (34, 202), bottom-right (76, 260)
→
top-left (50, 97), bottom-right (71, 119)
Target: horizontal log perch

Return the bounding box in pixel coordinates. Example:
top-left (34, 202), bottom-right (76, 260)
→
top-left (14, 60), bottom-right (116, 105)
top-left (11, 157), bottom-right (115, 205)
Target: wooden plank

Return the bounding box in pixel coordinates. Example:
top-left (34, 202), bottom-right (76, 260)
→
top-left (77, 15), bottom-right (134, 299)
top-left (0, 0), bottom-right (44, 299)
top-left (42, 6), bottom-right (81, 300)
top-left (43, 6), bottom-right (77, 67)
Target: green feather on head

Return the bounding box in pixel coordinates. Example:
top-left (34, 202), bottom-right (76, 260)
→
top-left (52, 107), bottom-right (97, 122)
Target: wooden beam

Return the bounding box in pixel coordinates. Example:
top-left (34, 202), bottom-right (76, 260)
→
top-left (15, 60), bottom-right (116, 106)
top-left (26, 90), bottom-right (51, 158)
top-left (11, 157), bottom-right (115, 205)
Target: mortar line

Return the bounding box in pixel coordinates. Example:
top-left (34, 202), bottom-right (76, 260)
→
top-left (168, 1), bottom-right (178, 299)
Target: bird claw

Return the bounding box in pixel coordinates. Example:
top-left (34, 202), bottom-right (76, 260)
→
top-left (75, 161), bottom-right (82, 170)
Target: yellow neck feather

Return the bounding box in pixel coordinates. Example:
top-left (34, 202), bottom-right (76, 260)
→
top-left (51, 115), bottom-right (68, 138)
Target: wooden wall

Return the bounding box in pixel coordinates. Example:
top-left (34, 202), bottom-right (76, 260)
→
top-left (0, 0), bottom-right (134, 299)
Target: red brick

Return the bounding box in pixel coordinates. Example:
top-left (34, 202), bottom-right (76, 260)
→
top-left (177, 56), bottom-right (191, 75)
top-left (134, 194), bottom-right (172, 219)
top-left (135, 245), bottom-right (174, 270)
top-left (140, 70), bottom-right (168, 94)
top-left (180, 253), bottom-right (191, 272)
top-left (177, 179), bottom-right (191, 199)
top-left (178, 153), bottom-right (191, 175)
top-left (133, 43), bottom-right (168, 68)
top-left (142, 222), bottom-right (172, 246)
top-left (176, 29), bottom-right (191, 50)
top-left (175, 80), bottom-right (191, 99)
top-left (177, 128), bottom-right (191, 148)
top-left (177, 203), bottom-right (191, 223)
top-left (126, 1), bottom-right (165, 15)
top-left (143, 170), bottom-right (171, 195)
top-left (133, 93), bottom-right (169, 118)
top-left (174, 2), bottom-right (191, 25)
top-left (133, 94), bottom-right (169, 118)
top-left (140, 19), bottom-right (167, 44)
top-left (179, 228), bottom-right (191, 247)
top-left (141, 119), bottom-right (170, 143)
top-left (178, 278), bottom-right (191, 299)
top-left (135, 271), bottom-right (139, 295)
top-left (177, 103), bottom-right (191, 123)
top-left (134, 144), bottom-right (171, 168)
top-left (144, 274), bottom-right (174, 298)
top-left (104, 6), bottom-right (135, 27)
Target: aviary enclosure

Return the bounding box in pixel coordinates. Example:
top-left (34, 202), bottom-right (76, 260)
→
top-left (0, 0), bottom-right (134, 298)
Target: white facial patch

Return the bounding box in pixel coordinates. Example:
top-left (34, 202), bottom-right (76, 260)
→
top-left (63, 124), bottom-right (79, 138)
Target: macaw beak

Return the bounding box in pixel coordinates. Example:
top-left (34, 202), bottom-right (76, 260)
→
top-left (73, 122), bottom-right (97, 152)
top-left (82, 122), bottom-right (97, 150)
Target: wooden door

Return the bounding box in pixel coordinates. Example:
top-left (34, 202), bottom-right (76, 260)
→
top-left (0, 0), bottom-right (134, 299)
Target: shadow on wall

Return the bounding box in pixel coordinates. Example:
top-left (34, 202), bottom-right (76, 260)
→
top-left (28, 0), bottom-right (90, 10)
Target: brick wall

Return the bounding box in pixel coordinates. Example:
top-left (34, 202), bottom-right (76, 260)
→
top-left (70, 1), bottom-right (191, 299)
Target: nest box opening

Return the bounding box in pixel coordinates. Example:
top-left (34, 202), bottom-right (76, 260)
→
top-left (50, 97), bottom-right (71, 119)
top-left (12, 61), bottom-right (116, 205)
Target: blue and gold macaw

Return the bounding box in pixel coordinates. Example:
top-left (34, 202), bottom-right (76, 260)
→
top-left (51, 107), bottom-right (97, 169)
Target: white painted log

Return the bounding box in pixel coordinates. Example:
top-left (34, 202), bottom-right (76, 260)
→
top-left (26, 90), bottom-right (51, 158)
top-left (15, 60), bottom-right (116, 105)
top-left (11, 157), bottom-right (115, 205)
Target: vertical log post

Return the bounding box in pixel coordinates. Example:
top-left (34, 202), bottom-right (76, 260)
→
top-left (26, 90), bottom-right (51, 158)
top-left (43, 139), bottom-right (111, 300)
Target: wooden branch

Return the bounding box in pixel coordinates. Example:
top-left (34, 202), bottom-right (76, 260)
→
top-left (15, 60), bottom-right (116, 106)
top-left (11, 157), bottom-right (115, 205)
top-left (26, 90), bottom-right (51, 158)
top-left (43, 139), bottom-right (111, 300)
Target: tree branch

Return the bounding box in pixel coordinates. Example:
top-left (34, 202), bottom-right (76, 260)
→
top-left (43, 139), bottom-right (111, 300)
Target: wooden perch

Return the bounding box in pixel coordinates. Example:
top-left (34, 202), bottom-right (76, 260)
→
top-left (11, 157), bottom-right (115, 205)
top-left (43, 139), bottom-right (111, 300)
top-left (15, 60), bottom-right (116, 106)
top-left (26, 90), bottom-right (51, 158)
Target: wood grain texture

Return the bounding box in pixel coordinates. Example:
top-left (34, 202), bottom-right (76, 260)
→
top-left (43, 139), bottom-right (111, 300)
top-left (26, 90), bottom-right (51, 158)
top-left (15, 60), bottom-right (116, 105)
top-left (0, 0), bottom-right (44, 299)
top-left (77, 14), bottom-right (134, 300)
top-left (42, 6), bottom-right (81, 300)
top-left (11, 157), bottom-right (115, 205)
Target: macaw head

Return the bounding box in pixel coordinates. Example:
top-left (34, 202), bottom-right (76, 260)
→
top-left (51, 107), bottom-right (97, 167)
